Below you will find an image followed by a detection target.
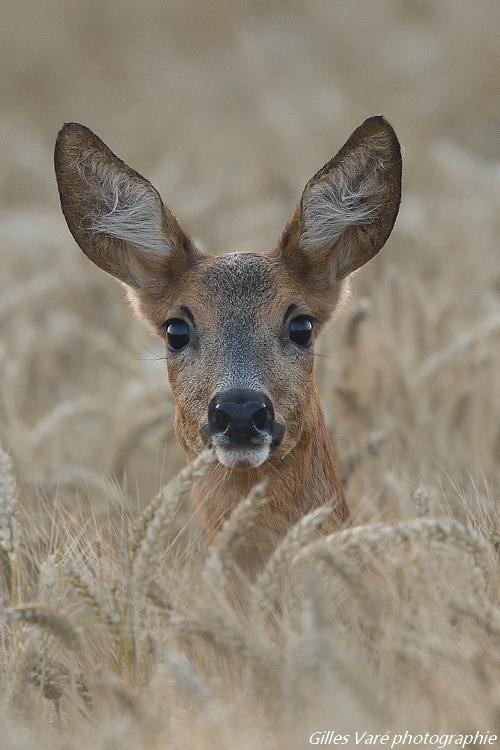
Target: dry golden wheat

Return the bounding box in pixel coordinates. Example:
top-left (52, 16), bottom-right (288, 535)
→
top-left (0, 1), bottom-right (499, 746)
top-left (0, 447), bottom-right (19, 557)
top-left (2, 605), bottom-right (82, 652)
top-left (133, 450), bottom-right (216, 592)
top-left (203, 480), bottom-right (269, 581)
top-left (253, 505), bottom-right (333, 610)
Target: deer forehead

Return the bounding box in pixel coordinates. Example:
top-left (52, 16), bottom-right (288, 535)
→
top-left (201, 252), bottom-right (280, 299)
top-left (193, 252), bottom-right (295, 325)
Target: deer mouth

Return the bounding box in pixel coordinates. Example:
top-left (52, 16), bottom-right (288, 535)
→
top-left (214, 441), bottom-right (272, 469)
top-left (200, 421), bottom-right (285, 469)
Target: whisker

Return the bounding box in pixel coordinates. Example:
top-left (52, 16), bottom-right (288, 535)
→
top-left (312, 350), bottom-right (339, 361)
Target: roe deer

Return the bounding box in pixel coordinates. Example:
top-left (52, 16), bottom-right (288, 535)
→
top-left (54, 116), bottom-right (402, 566)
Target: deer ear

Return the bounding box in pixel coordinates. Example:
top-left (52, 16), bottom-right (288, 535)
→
top-left (279, 116), bottom-right (402, 281)
top-left (54, 123), bottom-right (199, 289)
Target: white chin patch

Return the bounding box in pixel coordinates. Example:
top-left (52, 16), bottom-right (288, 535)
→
top-left (214, 444), bottom-right (270, 469)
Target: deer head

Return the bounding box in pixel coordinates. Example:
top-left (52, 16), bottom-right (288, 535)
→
top-left (55, 117), bottom-right (401, 471)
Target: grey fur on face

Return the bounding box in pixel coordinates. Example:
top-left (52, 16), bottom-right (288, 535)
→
top-left (200, 253), bottom-right (283, 394)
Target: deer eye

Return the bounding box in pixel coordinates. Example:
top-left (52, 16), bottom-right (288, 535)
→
top-left (289, 315), bottom-right (314, 347)
top-left (165, 319), bottom-right (190, 351)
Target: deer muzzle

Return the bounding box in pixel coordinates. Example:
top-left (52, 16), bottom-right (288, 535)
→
top-left (203, 388), bottom-right (284, 468)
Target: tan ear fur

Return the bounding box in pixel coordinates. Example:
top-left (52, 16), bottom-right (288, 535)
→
top-left (54, 123), bottom-right (199, 289)
top-left (279, 116), bottom-right (402, 282)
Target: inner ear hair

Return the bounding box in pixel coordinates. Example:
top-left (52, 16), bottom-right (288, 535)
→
top-left (283, 116), bottom-right (402, 281)
top-left (82, 151), bottom-right (171, 257)
top-left (55, 123), bottom-right (196, 288)
top-left (301, 135), bottom-right (392, 251)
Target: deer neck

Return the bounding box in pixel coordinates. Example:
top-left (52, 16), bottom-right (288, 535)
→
top-left (191, 388), bottom-right (348, 550)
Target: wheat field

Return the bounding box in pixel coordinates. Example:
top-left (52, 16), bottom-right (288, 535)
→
top-left (1, 1), bottom-right (500, 748)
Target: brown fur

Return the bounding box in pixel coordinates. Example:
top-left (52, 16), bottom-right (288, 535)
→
top-left (192, 386), bottom-right (348, 571)
top-left (54, 116), bottom-right (402, 566)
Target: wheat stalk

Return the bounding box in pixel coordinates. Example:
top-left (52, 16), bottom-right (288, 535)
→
top-left (6, 630), bottom-right (40, 713)
top-left (112, 410), bottom-right (172, 479)
top-left (1, 604), bottom-right (82, 652)
top-left (0, 447), bottom-right (19, 555)
top-left (344, 297), bottom-right (371, 347)
top-left (170, 611), bottom-right (249, 653)
top-left (65, 564), bottom-right (120, 637)
top-left (133, 450), bottom-right (216, 592)
top-left (451, 600), bottom-right (500, 640)
top-left (414, 486), bottom-right (431, 517)
top-left (297, 546), bottom-right (380, 625)
top-left (97, 671), bottom-right (142, 719)
top-left (291, 519), bottom-right (491, 613)
top-left (129, 493), bottom-right (162, 563)
top-left (65, 566), bottom-right (102, 620)
top-left (31, 659), bottom-right (68, 702)
top-left (203, 481), bottom-right (269, 583)
top-left (30, 466), bottom-right (123, 503)
top-left (341, 429), bottom-right (387, 485)
top-left (0, 447), bottom-right (20, 605)
top-left (29, 397), bottom-right (109, 448)
top-left (145, 580), bottom-right (172, 613)
top-left (294, 518), bottom-right (490, 567)
top-left (160, 648), bottom-right (213, 707)
top-left (253, 505), bottom-right (333, 610)
top-left (410, 313), bottom-right (500, 388)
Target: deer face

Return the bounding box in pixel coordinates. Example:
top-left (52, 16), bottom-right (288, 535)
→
top-left (55, 117), bottom-right (401, 469)
top-left (152, 251), bottom-right (325, 468)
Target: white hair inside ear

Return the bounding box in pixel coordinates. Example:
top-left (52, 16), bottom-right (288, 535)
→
top-left (300, 134), bottom-right (392, 253)
top-left (301, 172), bottom-right (383, 251)
top-left (80, 154), bottom-right (170, 256)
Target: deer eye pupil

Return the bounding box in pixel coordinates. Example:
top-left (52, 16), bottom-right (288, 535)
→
top-left (289, 316), bottom-right (313, 346)
top-left (166, 319), bottom-right (190, 350)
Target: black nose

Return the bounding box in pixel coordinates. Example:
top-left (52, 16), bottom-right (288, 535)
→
top-left (208, 388), bottom-right (275, 445)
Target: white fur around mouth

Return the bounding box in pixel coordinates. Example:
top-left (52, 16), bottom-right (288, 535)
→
top-left (214, 444), bottom-right (270, 468)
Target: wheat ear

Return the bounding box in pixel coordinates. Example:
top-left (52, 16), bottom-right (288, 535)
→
top-left (65, 565), bottom-right (120, 636)
top-left (291, 519), bottom-right (491, 606)
top-left (133, 450), bottom-right (216, 592)
top-left (253, 505), bottom-right (333, 609)
top-left (1, 605), bottom-right (81, 652)
top-left (203, 481), bottom-right (269, 580)
top-left (160, 648), bottom-right (213, 707)
top-left (129, 492), bottom-right (162, 563)
top-left (0, 447), bottom-right (20, 604)
top-left (294, 518), bottom-right (490, 567)
top-left (7, 631), bottom-right (41, 712)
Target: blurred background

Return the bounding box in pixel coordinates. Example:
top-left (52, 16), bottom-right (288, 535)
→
top-left (1, 0), bottom-right (499, 519)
